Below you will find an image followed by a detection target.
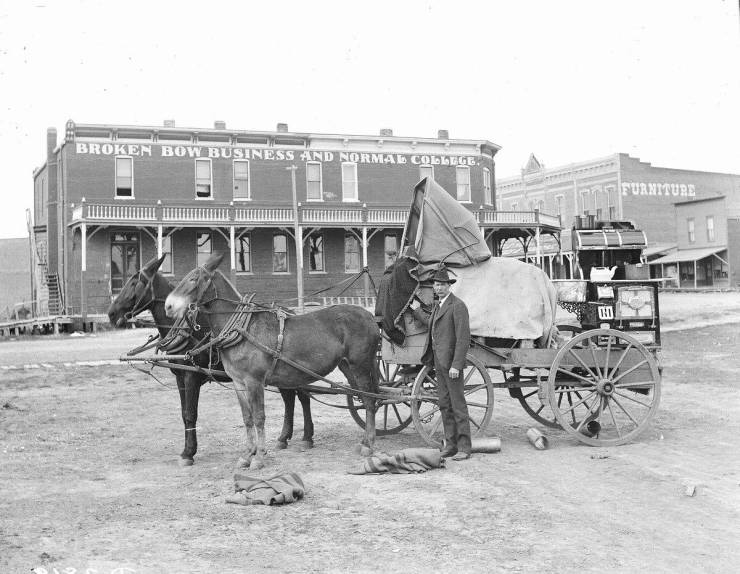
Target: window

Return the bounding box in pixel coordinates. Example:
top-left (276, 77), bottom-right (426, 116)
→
top-left (511, 201), bottom-right (518, 211)
top-left (161, 235), bottom-right (173, 274)
top-left (344, 234), bottom-right (361, 273)
top-left (483, 168), bottom-right (492, 205)
top-left (555, 195), bottom-right (564, 216)
top-left (580, 190), bottom-right (590, 214)
top-left (273, 234), bottom-right (288, 272)
top-left (196, 232), bottom-right (212, 266)
top-left (707, 216), bottom-right (715, 242)
top-left (384, 234), bottom-right (399, 268)
top-left (537, 200), bottom-right (545, 212)
top-left (687, 218), bottom-right (695, 243)
top-left (306, 162), bottom-right (323, 201)
top-left (342, 162), bottom-right (358, 201)
top-left (115, 157), bottom-right (133, 197)
top-left (233, 160), bottom-right (250, 200)
top-left (606, 185), bottom-right (618, 219)
top-left (456, 166), bottom-right (471, 202)
top-left (237, 234), bottom-right (251, 272)
top-left (110, 232), bottom-right (140, 293)
top-left (195, 159), bottom-right (212, 198)
top-left (308, 233), bottom-right (324, 272)
top-left (420, 165), bottom-right (434, 182)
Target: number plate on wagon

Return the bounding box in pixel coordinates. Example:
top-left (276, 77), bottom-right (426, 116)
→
top-left (597, 305), bottom-right (614, 320)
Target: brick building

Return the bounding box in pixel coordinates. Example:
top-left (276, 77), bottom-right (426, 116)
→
top-left (32, 120), bottom-right (514, 317)
top-left (497, 153), bottom-right (740, 286)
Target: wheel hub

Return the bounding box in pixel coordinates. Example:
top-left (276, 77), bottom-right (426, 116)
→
top-left (596, 379), bottom-right (615, 396)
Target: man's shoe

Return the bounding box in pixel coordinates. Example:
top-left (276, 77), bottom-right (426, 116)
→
top-left (451, 452), bottom-right (472, 461)
top-left (439, 447), bottom-right (458, 458)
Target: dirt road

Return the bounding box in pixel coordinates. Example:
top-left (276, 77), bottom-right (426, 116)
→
top-left (2, 319), bottom-right (739, 573)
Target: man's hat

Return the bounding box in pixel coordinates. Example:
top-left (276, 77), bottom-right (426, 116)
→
top-left (432, 267), bottom-right (456, 284)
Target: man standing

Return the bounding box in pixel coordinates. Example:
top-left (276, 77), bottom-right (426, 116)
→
top-left (412, 267), bottom-right (472, 460)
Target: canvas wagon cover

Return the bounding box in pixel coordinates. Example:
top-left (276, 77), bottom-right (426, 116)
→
top-left (402, 178), bottom-right (491, 266)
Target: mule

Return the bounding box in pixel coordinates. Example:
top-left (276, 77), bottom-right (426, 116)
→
top-left (107, 255), bottom-right (316, 465)
top-left (164, 252), bottom-right (379, 470)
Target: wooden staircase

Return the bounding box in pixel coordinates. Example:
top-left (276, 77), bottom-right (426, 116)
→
top-left (45, 270), bottom-right (64, 315)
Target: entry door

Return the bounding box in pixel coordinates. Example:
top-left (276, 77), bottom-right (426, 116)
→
top-left (110, 232), bottom-right (140, 294)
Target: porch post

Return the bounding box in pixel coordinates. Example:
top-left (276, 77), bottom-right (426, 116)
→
top-left (229, 225), bottom-right (236, 284)
top-left (157, 225), bottom-right (163, 258)
top-left (694, 260), bottom-right (697, 289)
top-left (287, 165), bottom-right (304, 313)
top-left (362, 226), bottom-right (369, 305)
top-left (535, 225), bottom-right (541, 269)
top-left (81, 223), bottom-right (87, 324)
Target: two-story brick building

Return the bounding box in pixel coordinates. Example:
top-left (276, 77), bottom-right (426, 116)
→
top-left (497, 153), bottom-right (740, 286)
top-left (34, 120), bottom-right (543, 319)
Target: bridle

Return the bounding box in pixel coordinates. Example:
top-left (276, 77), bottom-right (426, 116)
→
top-left (123, 268), bottom-right (162, 320)
top-left (183, 266), bottom-right (223, 332)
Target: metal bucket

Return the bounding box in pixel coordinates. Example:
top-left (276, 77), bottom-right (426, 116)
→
top-left (526, 428), bottom-right (549, 450)
top-left (471, 437), bottom-right (502, 453)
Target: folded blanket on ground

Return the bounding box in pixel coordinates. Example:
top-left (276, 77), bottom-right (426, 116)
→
top-left (347, 448), bottom-right (444, 475)
top-left (226, 472), bottom-right (305, 506)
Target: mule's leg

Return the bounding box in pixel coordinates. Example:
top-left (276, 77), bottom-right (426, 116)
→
top-left (276, 388), bottom-right (296, 449)
top-left (246, 380), bottom-right (267, 470)
top-left (175, 372), bottom-right (199, 466)
top-left (297, 390), bottom-right (314, 448)
top-left (233, 380), bottom-right (258, 469)
top-left (339, 361), bottom-right (375, 457)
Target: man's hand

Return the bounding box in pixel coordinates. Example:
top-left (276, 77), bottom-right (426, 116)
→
top-left (410, 298), bottom-right (421, 310)
top-left (449, 367), bottom-right (459, 379)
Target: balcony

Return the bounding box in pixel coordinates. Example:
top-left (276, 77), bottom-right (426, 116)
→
top-left (69, 200), bottom-right (560, 231)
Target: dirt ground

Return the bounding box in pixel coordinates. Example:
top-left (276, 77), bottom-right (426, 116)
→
top-left (2, 294), bottom-right (740, 573)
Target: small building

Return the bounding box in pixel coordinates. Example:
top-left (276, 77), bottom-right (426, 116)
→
top-left (33, 120), bottom-right (528, 318)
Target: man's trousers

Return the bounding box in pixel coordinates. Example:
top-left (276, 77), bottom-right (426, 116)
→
top-left (434, 358), bottom-right (472, 453)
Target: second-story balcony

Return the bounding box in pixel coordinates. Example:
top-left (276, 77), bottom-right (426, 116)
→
top-left (69, 199), bottom-right (560, 231)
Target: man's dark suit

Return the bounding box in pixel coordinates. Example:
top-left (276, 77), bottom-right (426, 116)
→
top-left (416, 293), bottom-right (472, 454)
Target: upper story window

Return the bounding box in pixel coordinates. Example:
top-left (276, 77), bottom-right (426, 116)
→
top-left (342, 162), bottom-right (358, 201)
top-left (196, 232), bottom-right (212, 267)
top-left (115, 157), bottom-right (133, 198)
top-left (706, 216), bottom-right (715, 242)
top-left (306, 162), bottom-right (323, 201)
top-left (195, 159), bottom-right (212, 198)
top-left (580, 190), bottom-right (590, 214)
top-left (687, 218), bottom-right (695, 243)
top-left (456, 166), bottom-right (471, 202)
top-left (606, 185), bottom-right (617, 219)
top-left (308, 233), bottom-right (325, 272)
top-left (384, 234), bottom-right (399, 269)
top-left (161, 234), bottom-right (173, 274)
top-left (344, 234), bottom-right (361, 273)
top-left (555, 195), bottom-right (564, 216)
top-left (233, 160), bottom-right (250, 200)
top-left (237, 234), bottom-right (251, 273)
top-left (483, 168), bottom-right (492, 205)
top-left (273, 234), bottom-right (289, 273)
top-left (420, 165), bottom-right (434, 182)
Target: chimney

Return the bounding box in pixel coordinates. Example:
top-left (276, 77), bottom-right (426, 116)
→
top-left (163, 119), bottom-right (176, 128)
top-left (437, 129), bottom-right (449, 140)
top-left (47, 127), bottom-right (57, 158)
top-left (276, 122), bottom-right (289, 132)
top-left (214, 121), bottom-right (226, 130)
top-left (380, 128), bottom-right (393, 137)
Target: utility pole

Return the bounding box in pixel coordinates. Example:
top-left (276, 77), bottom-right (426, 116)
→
top-left (286, 165), bottom-right (304, 313)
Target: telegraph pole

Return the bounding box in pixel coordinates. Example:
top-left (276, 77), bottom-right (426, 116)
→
top-left (286, 165), bottom-right (304, 313)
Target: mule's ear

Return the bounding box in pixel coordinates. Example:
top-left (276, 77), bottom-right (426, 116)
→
top-left (142, 254), bottom-right (166, 273)
top-left (203, 252), bottom-right (225, 272)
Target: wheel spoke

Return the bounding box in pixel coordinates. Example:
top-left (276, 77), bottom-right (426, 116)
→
top-left (604, 335), bottom-right (613, 379)
top-left (391, 403), bottom-right (404, 424)
top-left (556, 367), bottom-right (596, 386)
top-left (555, 385), bottom-right (589, 393)
top-left (611, 359), bottom-right (650, 385)
top-left (383, 406), bottom-right (388, 429)
top-left (467, 415), bottom-right (482, 430)
top-left (466, 400), bottom-right (491, 409)
top-left (606, 343), bottom-right (633, 378)
top-left (575, 396), bottom-right (601, 432)
top-left (463, 368), bottom-right (476, 384)
top-left (611, 395), bottom-right (640, 426)
top-left (463, 383), bottom-right (487, 396)
top-left (588, 338), bottom-right (602, 379)
top-left (558, 391), bottom-right (597, 416)
top-left (614, 390), bottom-right (653, 408)
top-left (522, 389), bottom-right (538, 399)
top-left (606, 398), bottom-right (622, 438)
top-left (429, 414), bottom-right (443, 436)
top-left (566, 391), bottom-right (576, 425)
top-left (568, 348), bottom-right (599, 381)
top-left (615, 381), bottom-right (655, 389)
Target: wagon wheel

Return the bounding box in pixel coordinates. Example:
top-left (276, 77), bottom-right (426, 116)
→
top-left (346, 355), bottom-right (413, 436)
top-left (546, 328), bottom-right (661, 446)
top-left (410, 353), bottom-right (494, 448)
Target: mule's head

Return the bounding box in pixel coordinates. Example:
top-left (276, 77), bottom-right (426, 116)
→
top-left (107, 254), bottom-right (166, 328)
top-left (165, 252), bottom-right (225, 319)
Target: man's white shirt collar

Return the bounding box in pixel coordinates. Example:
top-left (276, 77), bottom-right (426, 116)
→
top-left (438, 294), bottom-right (451, 308)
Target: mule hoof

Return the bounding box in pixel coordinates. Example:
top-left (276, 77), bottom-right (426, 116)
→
top-left (299, 440), bottom-right (314, 450)
top-left (249, 458), bottom-right (265, 471)
top-left (276, 440), bottom-right (288, 450)
top-left (236, 456), bottom-right (252, 469)
top-left (359, 445), bottom-right (374, 457)
top-left (179, 457), bottom-right (194, 467)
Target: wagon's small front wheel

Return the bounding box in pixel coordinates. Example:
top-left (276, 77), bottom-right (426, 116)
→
top-left (411, 353), bottom-right (494, 448)
top-left (546, 329), bottom-right (661, 446)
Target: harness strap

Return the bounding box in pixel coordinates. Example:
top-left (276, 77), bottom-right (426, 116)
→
top-left (262, 310), bottom-right (287, 387)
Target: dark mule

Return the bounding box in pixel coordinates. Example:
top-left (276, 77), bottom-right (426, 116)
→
top-left (107, 256), bottom-right (316, 465)
top-left (164, 253), bottom-right (379, 470)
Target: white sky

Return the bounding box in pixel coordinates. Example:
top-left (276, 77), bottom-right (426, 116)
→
top-left (0, 0), bottom-right (738, 238)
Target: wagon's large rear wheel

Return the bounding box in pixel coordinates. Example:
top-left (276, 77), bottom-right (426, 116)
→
top-left (346, 354), bottom-right (413, 435)
top-left (546, 329), bottom-right (661, 446)
top-left (410, 353), bottom-right (494, 448)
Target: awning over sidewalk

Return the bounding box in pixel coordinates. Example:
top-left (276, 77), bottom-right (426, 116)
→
top-left (643, 243), bottom-right (677, 259)
top-left (650, 246), bottom-right (727, 265)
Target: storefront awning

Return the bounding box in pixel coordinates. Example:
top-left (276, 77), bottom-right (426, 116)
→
top-left (643, 243), bottom-right (677, 259)
top-left (650, 246), bottom-right (727, 265)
